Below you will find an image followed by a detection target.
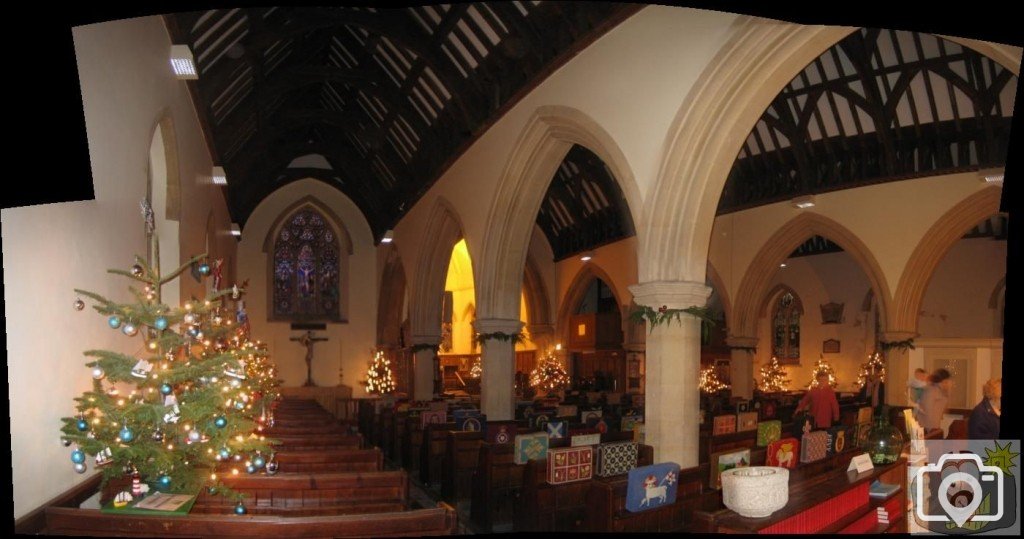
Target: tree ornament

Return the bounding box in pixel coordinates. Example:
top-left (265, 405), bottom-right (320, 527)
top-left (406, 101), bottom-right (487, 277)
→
top-left (71, 449), bottom-right (86, 464)
top-left (198, 262), bottom-right (211, 276)
top-left (73, 298), bottom-right (85, 311)
top-left (183, 313), bottom-right (197, 325)
top-left (158, 475), bottom-right (171, 488)
top-left (246, 464), bottom-right (257, 474)
top-left (76, 418), bottom-right (89, 432)
top-left (61, 437), bottom-right (72, 447)
top-left (119, 425), bottom-right (135, 443)
top-left (219, 448), bottom-right (231, 459)
top-left (160, 383), bottom-right (173, 395)
top-left (151, 429), bottom-right (164, 442)
top-left (234, 501), bottom-right (247, 515)
top-left (130, 264), bottom-right (144, 277)
top-left (122, 322), bottom-right (138, 337)
top-left (188, 430), bottom-right (201, 442)
top-left (74, 462), bottom-right (88, 474)
top-left (91, 366), bottom-right (105, 380)
top-left (108, 315), bottom-right (122, 329)
top-left (154, 316), bottom-right (169, 331)
top-left (252, 455), bottom-right (265, 468)
top-left (215, 416), bottom-right (227, 428)
top-left (188, 327), bottom-right (201, 338)
top-left (131, 469), bottom-right (143, 497)
top-left (265, 459), bottom-right (279, 475)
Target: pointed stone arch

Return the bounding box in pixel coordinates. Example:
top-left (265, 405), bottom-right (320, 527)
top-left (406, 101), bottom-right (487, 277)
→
top-left (477, 105), bottom-right (640, 323)
top-left (409, 197), bottom-right (469, 342)
top-left (556, 262), bottom-right (626, 350)
top-left (758, 283), bottom-right (805, 319)
top-left (731, 212), bottom-right (893, 339)
top-left (706, 260), bottom-right (731, 323)
top-left (522, 253), bottom-right (552, 327)
top-left (892, 186), bottom-right (1003, 334)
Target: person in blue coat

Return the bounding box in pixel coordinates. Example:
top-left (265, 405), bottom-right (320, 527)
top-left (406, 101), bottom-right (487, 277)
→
top-left (968, 378), bottom-right (1001, 440)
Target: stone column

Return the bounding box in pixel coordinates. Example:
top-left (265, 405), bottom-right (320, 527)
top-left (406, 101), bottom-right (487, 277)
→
top-left (411, 335), bottom-right (441, 401)
top-left (726, 336), bottom-right (758, 399)
top-left (881, 331), bottom-right (917, 406)
top-left (474, 318), bottom-right (524, 421)
top-left (628, 281), bottom-right (712, 468)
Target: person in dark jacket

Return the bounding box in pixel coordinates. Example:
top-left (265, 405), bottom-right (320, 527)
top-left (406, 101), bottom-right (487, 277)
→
top-left (968, 378), bottom-right (1001, 440)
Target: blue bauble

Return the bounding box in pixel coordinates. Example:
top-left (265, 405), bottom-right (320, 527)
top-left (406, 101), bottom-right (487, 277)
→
top-left (187, 327), bottom-right (200, 338)
top-left (198, 263), bottom-right (211, 276)
top-left (71, 449), bottom-right (85, 464)
top-left (214, 416), bottom-right (227, 428)
top-left (159, 475), bottom-right (171, 487)
top-left (160, 384), bottom-right (173, 395)
top-left (234, 502), bottom-right (247, 515)
top-left (76, 419), bottom-right (89, 432)
top-left (154, 317), bottom-right (168, 331)
top-left (219, 448), bottom-right (231, 459)
top-left (252, 456), bottom-right (265, 468)
top-left (119, 426), bottom-right (134, 442)
top-left (234, 401), bottom-right (245, 410)
top-left (107, 315), bottom-right (122, 329)
top-left (246, 464), bottom-right (257, 474)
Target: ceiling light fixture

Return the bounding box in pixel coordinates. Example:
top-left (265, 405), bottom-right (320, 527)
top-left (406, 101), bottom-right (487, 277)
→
top-left (212, 166), bottom-right (227, 186)
top-left (381, 230), bottom-right (394, 244)
top-left (230, 223), bottom-right (241, 237)
top-left (580, 251), bottom-right (594, 262)
top-left (170, 45), bottom-right (198, 79)
top-left (780, 263), bottom-right (787, 268)
top-left (790, 195), bottom-right (816, 209)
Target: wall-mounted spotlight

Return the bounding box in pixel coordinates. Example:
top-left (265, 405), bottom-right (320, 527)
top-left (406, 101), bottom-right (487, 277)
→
top-left (381, 230), bottom-right (394, 244)
top-left (580, 251), bottom-right (594, 262)
top-left (790, 195), bottom-right (816, 209)
top-left (170, 45), bottom-right (198, 80)
top-left (212, 166), bottom-right (227, 186)
top-left (230, 223), bottom-right (241, 237)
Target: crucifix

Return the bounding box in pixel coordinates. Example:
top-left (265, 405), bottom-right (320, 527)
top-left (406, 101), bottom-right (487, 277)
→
top-left (290, 330), bottom-right (329, 387)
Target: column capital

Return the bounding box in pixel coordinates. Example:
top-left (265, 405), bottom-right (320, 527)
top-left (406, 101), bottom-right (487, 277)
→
top-left (726, 335), bottom-right (759, 349)
top-left (410, 334), bottom-right (442, 347)
top-left (628, 280), bottom-right (712, 310)
top-left (473, 318), bottom-right (525, 335)
top-left (526, 323), bottom-right (554, 336)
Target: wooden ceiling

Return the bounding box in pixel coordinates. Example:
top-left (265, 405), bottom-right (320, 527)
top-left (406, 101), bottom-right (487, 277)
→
top-left (719, 28), bottom-right (1017, 214)
top-left (164, 3), bottom-right (641, 240)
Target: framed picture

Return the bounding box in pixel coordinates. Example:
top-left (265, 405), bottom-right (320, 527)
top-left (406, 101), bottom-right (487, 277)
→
top-left (823, 339), bottom-right (841, 354)
top-left (710, 448), bottom-right (751, 490)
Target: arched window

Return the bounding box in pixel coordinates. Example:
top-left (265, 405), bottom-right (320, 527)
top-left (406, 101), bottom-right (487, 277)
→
top-left (772, 290), bottom-right (802, 364)
top-left (271, 206), bottom-right (342, 321)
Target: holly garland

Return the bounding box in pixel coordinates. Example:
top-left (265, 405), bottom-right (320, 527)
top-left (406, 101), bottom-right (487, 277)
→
top-left (629, 305), bottom-right (716, 340)
top-left (879, 338), bottom-right (915, 352)
top-left (474, 331), bottom-right (526, 346)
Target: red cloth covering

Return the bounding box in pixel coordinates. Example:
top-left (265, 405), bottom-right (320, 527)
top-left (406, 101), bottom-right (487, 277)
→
top-left (797, 386), bottom-right (840, 429)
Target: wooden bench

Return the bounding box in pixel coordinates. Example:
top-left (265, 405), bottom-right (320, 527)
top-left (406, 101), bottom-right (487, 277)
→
top-left (514, 458), bottom-right (591, 532)
top-left (586, 461), bottom-right (699, 532)
top-left (420, 423), bottom-right (455, 486)
top-left (274, 448), bottom-right (383, 473)
top-left (391, 411), bottom-right (409, 464)
top-left (191, 471), bottom-right (409, 516)
top-left (44, 504), bottom-right (458, 536)
top-left (441, 430), bottom-right (482, 505)
top-left (380, 409), bottom-right (396, 458)
top-left (272, 433), bottom-right (363, 450)
top-left (402, 416), bottom-right (425, 475)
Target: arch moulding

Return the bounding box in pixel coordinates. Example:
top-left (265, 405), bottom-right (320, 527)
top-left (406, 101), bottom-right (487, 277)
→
top-left (891, 186), bottom-right (1003, 334)
top-left (409, 197), bottom-right (467, 342)
top-left (477, 105), bottom-right (640, 322)
top-left (555, 262), bottom-right (627, 349)
top-left (731, 212), bottom-right (893, 339)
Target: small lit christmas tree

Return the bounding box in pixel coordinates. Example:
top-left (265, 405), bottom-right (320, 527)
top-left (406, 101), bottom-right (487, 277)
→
top-left (699, 366), bottom-right (730, 394)
top-left (364, 350), bottom-right (396, 395)
top-left (529, 354), bottom-right (570, 394)
top-left (857, 352), bottom-right (886, 388)
top-left (469, 359), bottom-right (482, 379)
top-left (759, 356), bottom-right (790, 392)
top-left (807, 356), bottom-right (838, 389)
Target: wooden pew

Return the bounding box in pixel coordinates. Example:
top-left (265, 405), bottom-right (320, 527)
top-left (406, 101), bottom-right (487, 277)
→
top-left (274, 448), bottom-right (383, 473)
top-left (403, 416), bottom-right (425, 476)
top-left (441, 430), bottom-right (482, 505)
top-left (380, 409), bottom-right (396, 459)
top-left (391, 411), bottom-right (409, 465)
top-left (191, 471), bottom-right (408, 516)
top-left (420, 423), bottom-right (455, 487)
top-left (586, 459), bottom-right (697, 532)
top-left (272, 433), bottom-right (363, 450)
top-left (469, 442), bottom-right (520, 532)
top-left (514, 458), bottom-right (591, 532)
top-left (44, 504), bottom-right (458, 536)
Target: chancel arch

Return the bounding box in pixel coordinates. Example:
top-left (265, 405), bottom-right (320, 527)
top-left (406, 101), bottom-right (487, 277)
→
top-left (147, 113), bottom-right (182, 303)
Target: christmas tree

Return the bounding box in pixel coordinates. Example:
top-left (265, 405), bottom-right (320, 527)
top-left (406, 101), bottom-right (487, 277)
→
top-left (529, 354), bottom-right (570, 394)
top-left (699, 366), bottom-right (730, 394)
top-left (364, 349), bottom-right (396, 394)
top-left (807, 356), bottom-right (838, 389)
top-left (856, 352), bottom-right (886, 388)
top-left (61, 253), bottom-right (277, 505)
top-left (759, 356), bottom-right (790, 392)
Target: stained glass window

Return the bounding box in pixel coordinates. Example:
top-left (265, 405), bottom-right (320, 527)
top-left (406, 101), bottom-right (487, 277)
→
top-left (772, 291), bottom-right (802, 364)
top-left (272, 207), bottom-right (341, 320)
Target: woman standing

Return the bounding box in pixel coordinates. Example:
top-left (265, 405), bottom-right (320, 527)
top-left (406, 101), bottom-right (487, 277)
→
top-left (968, 378), bottom-right (1001, 439)
top-left (919, 368), bottom-right (952, 437)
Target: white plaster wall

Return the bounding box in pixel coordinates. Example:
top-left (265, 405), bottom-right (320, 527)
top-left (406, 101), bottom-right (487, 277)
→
top-left (392, 6), bottom-right (738, 299)
top-left (752, 252), bottom-right (874, 393)
top-left (917, 237), bottom-right (1006, 338)
top-left (3, 16), bottom-right (232, 519)
top-left (237, 179), bottom-right (377, 395)
top-left (555, 236), bottom-right (639, 314)
top-left (708, 172), bottom-right (996, 315)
